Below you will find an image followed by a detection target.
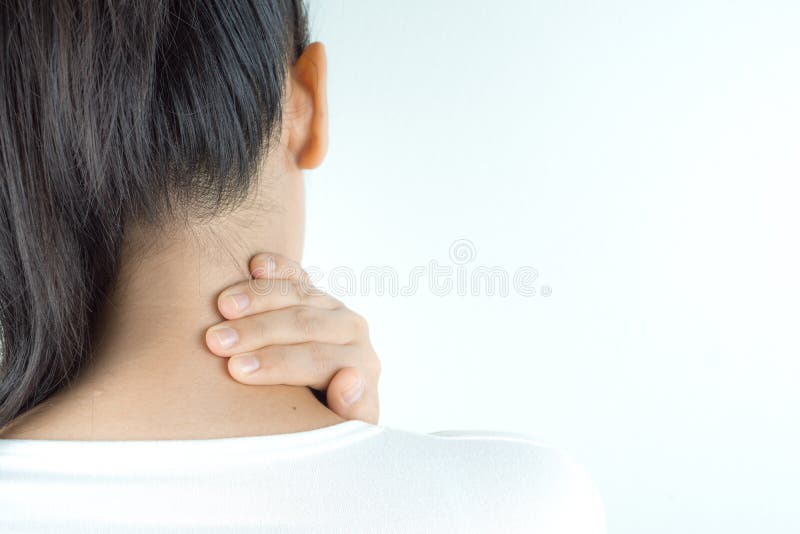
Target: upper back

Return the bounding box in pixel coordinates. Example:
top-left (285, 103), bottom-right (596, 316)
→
top-left (0, 420), bottom-right (606, 533)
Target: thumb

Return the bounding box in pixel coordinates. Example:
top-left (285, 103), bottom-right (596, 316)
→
top-left (326, 367), bottom-right (379, 424)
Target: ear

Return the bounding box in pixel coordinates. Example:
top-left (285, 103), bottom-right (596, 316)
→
top-left (286, 42), bottom-right (328, 169)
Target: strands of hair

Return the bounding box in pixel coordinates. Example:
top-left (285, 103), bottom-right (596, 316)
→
top-left (0, 0), bottom-right (309, 428)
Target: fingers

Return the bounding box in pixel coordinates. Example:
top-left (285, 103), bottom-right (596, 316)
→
top-left (227, 347), bottom-right (380, 424)
top-left (248, 252), bottom-right (308, 283)
top-left (226, 342), bottom-right (367, 388)
top-left (217, 252), bottom-right (341, 319)
top-left (326, 367), bottom-right (380, 424)
top-left (206, 306), bottom-right (364, 356)
top-left (209, 251), bottom-right (381, 425)
top-left (217, 279), bottom-right (342, 320)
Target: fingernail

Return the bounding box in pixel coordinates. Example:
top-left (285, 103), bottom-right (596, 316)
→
top-left (265, 256), bottom-right (276, 276)
top-left (253, 255), bottom-right (276, 277)
top-left (221, 293), bottom-right (250, 314)
top-left (232, 354), bottom-right (260, 374)
top-left (209, 326), bottom-right (239, 349)
top-left (341, 378), bottom-right (365, 406)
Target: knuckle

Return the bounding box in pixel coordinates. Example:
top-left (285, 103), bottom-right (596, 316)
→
top-left (292, 281), bottom-right (308, 305)
top-left (351, 312), bottom-right (368, 333)
top-left (249, 275), bottom-right (275, 298)
top-left (263, 346), bottom-right (289, 375)
top-left (365, 350), bottom-right (382, 376)
top-left (307, 343), bottom-right (329, 375)
top-left (257, 319), bottom-right (269, 344)
top-left (279, 263), bottom-right (303, 281)
top-left (293, 307), bottom-right (319, 336)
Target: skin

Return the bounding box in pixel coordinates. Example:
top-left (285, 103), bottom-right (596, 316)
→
top-left (208, 252), bottom-right (380, 422)
top-left (0, 42), bottom-right (381, 440)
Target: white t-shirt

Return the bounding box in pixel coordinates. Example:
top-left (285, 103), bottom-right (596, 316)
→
top-left (0, 420), bottom-right (606, 533)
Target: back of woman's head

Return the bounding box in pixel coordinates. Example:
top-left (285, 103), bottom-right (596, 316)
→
top-left (0, 0), bottom-right (309, 427)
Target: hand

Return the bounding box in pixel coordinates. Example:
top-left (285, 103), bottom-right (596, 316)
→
top-left (204, 253), bottom-right (381, 424)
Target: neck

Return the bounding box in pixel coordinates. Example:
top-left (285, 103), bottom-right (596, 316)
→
top-left (2, 210), bottom-right (342, 440)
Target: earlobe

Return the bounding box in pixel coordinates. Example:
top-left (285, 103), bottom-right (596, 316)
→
top-left (290, 42), bottom-right (328, 170)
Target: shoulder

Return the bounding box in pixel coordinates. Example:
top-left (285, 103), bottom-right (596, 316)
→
top-left (409, 428), bottom-right (608, 534)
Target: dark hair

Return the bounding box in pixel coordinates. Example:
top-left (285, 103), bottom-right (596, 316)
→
top-left (0, 0), bottom-right (310, 427)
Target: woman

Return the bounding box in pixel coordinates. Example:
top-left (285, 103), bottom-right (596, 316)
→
top-left (0, 1), bottom-right (606, 532)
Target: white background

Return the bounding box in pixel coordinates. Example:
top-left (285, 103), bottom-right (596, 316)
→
top-left (303, 1), bottom-right (800, 532)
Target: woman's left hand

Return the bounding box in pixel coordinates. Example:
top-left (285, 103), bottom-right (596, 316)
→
top-left (204, 253), bottom-right (381, 424)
